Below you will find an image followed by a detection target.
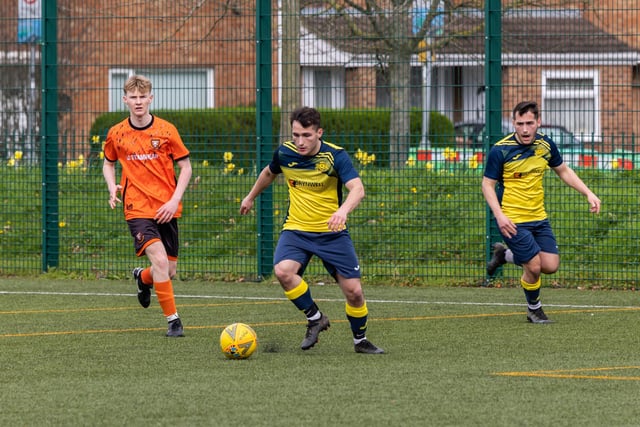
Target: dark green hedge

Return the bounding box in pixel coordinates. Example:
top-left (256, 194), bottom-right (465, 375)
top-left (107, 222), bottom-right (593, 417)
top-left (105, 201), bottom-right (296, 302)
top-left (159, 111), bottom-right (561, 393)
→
top-left (89, 108), bottom-right (454, 168)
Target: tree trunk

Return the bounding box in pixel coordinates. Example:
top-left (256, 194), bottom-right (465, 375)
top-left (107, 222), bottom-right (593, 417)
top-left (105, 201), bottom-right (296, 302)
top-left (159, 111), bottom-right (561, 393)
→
top-left (388, 50), bottom-right (412, 169)
top-left (279, 0), bottom-right (300, 144)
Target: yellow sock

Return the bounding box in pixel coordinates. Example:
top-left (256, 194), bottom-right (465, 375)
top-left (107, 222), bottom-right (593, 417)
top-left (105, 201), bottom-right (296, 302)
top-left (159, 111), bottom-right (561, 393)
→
top-left (346, 302), bottom-right (368, 339)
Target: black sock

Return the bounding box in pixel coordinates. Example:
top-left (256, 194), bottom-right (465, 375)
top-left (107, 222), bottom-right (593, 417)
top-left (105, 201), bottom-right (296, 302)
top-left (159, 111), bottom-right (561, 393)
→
top-left (304, 303), bottom-right (319, 319)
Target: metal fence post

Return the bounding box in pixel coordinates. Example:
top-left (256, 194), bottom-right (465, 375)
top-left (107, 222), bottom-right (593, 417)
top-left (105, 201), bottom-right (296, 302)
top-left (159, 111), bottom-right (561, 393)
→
top-left (485, 0), bottom-right (502, 279)
top-left (41, 0), bottom-right (59, 271)
top-left (256, 0), bottom-right (274, 280)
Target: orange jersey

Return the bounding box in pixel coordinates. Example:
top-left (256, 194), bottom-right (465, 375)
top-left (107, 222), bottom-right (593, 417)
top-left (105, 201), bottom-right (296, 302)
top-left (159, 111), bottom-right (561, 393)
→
top-left (104, 115), bottom-right (190, 220)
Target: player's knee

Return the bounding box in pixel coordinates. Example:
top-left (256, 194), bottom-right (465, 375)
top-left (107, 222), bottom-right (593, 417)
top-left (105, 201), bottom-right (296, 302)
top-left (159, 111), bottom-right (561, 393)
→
top-left (341, 282), bottom-right (364, 305)
top-left (273, 263), bottom-right (294, 282)
top-left (346, 294), bottom-right (365, 308)
top-left (540, 254), bottom-right (560, 274)
top-left (523, 256), bottom-right (543, 276)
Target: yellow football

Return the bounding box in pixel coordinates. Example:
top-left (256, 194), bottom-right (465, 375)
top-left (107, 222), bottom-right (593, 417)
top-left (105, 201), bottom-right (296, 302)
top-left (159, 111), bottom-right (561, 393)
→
top-left (220, 323), bottom-right (258, 359)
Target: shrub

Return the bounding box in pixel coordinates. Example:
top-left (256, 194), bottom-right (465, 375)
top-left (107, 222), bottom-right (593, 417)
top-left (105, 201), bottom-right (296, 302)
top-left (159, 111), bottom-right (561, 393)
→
top-left (89, 108), bottom-right (454, 168)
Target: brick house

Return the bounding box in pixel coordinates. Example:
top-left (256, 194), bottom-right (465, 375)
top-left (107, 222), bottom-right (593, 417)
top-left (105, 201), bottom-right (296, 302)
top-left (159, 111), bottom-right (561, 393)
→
top-left (300, 7), bottom-right (640, 152)
top-left (1, 0), bottom-right (258, 158)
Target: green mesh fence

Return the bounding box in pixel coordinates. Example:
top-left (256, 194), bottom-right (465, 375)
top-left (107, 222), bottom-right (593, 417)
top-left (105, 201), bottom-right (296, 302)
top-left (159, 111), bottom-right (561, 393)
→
top-left (0, 1), bottom-right (638, 287)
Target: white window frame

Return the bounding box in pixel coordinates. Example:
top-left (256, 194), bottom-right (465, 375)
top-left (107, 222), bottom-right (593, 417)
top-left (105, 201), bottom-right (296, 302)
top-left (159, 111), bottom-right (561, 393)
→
top-left (301, 67), bottom-right (345, 108)
top-left (541, 69), bottom-right (600, 141)
top-left (108, 68), bottom-right (214, 112)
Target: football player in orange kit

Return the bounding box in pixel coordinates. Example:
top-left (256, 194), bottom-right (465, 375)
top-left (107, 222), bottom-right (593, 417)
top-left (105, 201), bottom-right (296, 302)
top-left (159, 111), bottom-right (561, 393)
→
top-left (102, 75), bottom-right (192, 337)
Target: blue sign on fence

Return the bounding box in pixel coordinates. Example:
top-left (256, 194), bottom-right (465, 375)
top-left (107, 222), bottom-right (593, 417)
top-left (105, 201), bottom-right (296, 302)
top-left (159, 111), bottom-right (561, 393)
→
top-left (412, 0), bottom-right (444, 36)
top-left (17, 0), bottom-right (41, 43)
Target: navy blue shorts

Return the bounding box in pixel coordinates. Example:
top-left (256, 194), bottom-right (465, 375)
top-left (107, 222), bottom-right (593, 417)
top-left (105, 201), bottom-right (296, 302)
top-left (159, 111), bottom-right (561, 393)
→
top-left (501, 219), bottom-right (558, 265)
top-left (274, 230), bottom-right (361, 279)
top-left (127, 218), bottom-right (179, 259)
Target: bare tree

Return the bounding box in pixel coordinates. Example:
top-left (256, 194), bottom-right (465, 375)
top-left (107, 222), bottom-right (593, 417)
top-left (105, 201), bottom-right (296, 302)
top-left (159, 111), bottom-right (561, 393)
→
top-left (300, 0), bottom-right (464, 168)
top-left (280, 0), bottom-right (301, 144)
top-left (299, 0), bottom-right (592, 167)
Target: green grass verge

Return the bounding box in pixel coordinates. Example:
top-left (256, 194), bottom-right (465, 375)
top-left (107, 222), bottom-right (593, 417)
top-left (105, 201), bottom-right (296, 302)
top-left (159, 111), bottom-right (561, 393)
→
top-left (2, 278), bottom-right (640, 426)
top-left (1, 165), bottom-right (638, 287)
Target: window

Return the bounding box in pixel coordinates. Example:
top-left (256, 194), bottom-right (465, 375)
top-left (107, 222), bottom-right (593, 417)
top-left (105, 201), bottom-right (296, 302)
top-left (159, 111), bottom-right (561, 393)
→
top-left (109, 69), bottom-right (214, 111)
top-left (301, 68), bottom-right (345, 108)
top-left (541, 70), bottom-right (599, 140)
top-left (632, 64), bottom-right (640, 87)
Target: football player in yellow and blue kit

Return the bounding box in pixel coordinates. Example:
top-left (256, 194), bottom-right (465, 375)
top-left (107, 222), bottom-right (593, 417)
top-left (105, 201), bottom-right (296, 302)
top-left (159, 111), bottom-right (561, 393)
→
top-left (240, 107), bottom-right (383, 353)
top-left (482, 101), bottom-right (601, 323)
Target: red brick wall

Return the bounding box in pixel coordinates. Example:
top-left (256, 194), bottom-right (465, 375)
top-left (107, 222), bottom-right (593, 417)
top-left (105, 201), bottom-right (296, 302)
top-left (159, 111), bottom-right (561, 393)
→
top-left (55, 0), bottom-right (259, 145)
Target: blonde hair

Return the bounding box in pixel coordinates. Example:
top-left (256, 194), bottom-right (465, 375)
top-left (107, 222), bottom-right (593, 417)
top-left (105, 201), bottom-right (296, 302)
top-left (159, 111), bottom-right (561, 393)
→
top-left (123, 75), bottom-right (152, 94)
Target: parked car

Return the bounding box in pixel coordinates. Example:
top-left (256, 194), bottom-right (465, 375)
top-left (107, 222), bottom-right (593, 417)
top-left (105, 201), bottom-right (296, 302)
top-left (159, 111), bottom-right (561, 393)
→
top-left (454, 119), bottom-right (512, 149)
top-left (537, 124), bottom-right (583, 150)
top-left (454, 120), bottom-right (582, 151)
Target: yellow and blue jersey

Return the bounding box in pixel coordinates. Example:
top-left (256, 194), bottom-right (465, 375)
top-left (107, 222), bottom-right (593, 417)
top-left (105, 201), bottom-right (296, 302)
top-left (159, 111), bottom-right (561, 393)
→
top-left (484, 132), bottom-right (563, 223)
top-left (268, 140), bottom-right (359, 232)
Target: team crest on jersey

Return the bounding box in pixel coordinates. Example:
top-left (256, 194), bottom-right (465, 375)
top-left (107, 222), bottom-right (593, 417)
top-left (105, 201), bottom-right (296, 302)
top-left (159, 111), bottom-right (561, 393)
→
top-left (535, 147), bottom-right (547, 157)
top-left (151, 139), bottom-right (161, 149)
top-left (315, 161), bottom-right (330, 173)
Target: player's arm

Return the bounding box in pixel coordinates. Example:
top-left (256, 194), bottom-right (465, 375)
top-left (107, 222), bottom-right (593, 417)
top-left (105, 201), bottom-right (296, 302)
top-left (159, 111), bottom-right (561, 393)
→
top-left (239, 166), bottom-right (278, 215)
top-left (552, 163), bottom-right (601, 213)
top-left (481, 176), bottom-right (517, 238)
top-left (156, 156), bottom-right (193, 223)
top-left (327, 177), bottom-right (365, 232)
top-left (102, 159), bottom-right (121, 209)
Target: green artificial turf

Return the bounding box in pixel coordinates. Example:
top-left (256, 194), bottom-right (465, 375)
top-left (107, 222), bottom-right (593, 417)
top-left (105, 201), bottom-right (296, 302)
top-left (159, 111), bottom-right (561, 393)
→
top-left (1, 278), bottom-right (640, 426)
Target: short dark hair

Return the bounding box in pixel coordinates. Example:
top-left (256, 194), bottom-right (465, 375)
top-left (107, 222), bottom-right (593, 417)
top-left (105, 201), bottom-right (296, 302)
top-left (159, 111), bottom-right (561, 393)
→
top-left (512, 101), bottom-right (539, 119)
top-left (289, 107), bottom-right (321, 129)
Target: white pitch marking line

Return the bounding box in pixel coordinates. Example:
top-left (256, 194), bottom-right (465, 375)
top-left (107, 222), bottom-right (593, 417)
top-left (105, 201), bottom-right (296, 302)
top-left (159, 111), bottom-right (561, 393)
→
top-left (0, 290), bottom-right (636, 310)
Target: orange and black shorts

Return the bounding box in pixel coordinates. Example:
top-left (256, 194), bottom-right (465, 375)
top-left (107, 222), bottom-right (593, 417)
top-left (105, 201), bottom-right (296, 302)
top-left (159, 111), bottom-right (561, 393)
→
top-left (127, 218), bottom-right (179, 260)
